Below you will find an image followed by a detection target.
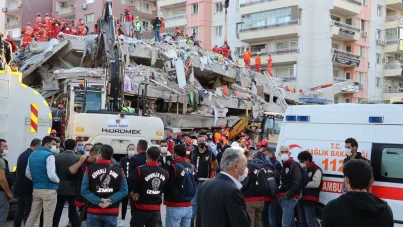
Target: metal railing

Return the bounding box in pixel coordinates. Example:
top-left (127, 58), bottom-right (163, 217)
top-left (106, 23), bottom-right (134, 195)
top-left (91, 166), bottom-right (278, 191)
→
top-left (332, 20), bottom-right (360, 32)
top-left (386, 39), bottom-right (399, 45)
top-left (384, 63), bottom-right (403, 69)
top-left (240, 19), bottom-right (300, 32)
top-left (6, 20), bottom-right (19, 27)
top-left (164, 14), bottom-right (186, 21)
top-left (6, 2), bottom-right (19, 10)
top-left (385, 15), bottom-right (402, 22)
top-left (331, 48), bottom-right (360, 59)
top-left (239, 0), bottom-right (278, 7)
top-left (237, 48), bottom-right (299, 58)
top-left (384, 87), bottom-right (403, 93)
top-left (343, 0), bottom-right (361, 6)
top-left (58, 7), bottom-right (75, 15)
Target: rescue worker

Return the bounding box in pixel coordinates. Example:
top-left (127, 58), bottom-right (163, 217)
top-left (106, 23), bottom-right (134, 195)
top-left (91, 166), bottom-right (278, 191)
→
top-left (122, 101), bottom-right (135, 113)
top-left (152, 17), bottom-right (162, 42)
top-left (244, 47), bottom-right (253, 68)
top-left (38, 26), bottom-right (49, 42)
top-left (160, 17), bottom-right (165, 34)
top-left (212, 45), bottom-right (220, 53)
top-left (163, 144), bottom-right (197, 227)
top-left (77, 23), bottom-right (86, 36)
top-left (174, 27), bottom-right (181, 38)
top-left (5, 35), bottom-right (17, 53)
top-left (70, 24), bottom-right (78, 36)
top-left (116, 18), bottom-right (124, 36)
top-left (267, 54), bottom-right (273, 76)
top-left (297, 151), bottom-right (323, 227)
top-left (124, 8), bottom-right (134, 36)
top-left (81, 145), bottom-right (128, 226)
top-left (134, 16), bottom-right (142, 40)
top-left (260, 139), bottom-right (269, 151)
top-left (35, 13), bottom-right (42, 24)
top-left (277, 145), bottom-right (302, 227)
top-left (21, 22), bottom-right (33, 49)
top-left (118, 144), bottom-right (137, 226)
top-left (255, 52), bottom-right (262, 72)
top-left (93, 23), bottom-right (99, 34)
top-left (159, 141), bottom-right (173, 170)
top-left (52, 20), bottom-right (61, 39)
top-left (175, 132), bottom-right (184, 145)
top-left (0, 34), bottom-right (12, 70)
top-left (222, 44), bottom-right (229, 58)
top-left (128, 146), bottom-right (169, 227)
top-left (187, 135), bottom-right (219, 226)
top-left (166, 133), bottom-right (175, 153)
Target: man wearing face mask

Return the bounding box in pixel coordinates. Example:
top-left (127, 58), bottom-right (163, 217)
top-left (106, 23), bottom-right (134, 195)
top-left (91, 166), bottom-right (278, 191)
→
top-left (14, 138), bottom-right (41, 227)
top-left (76, 139), bottom-right (85, 155)
top-left (25, 136), bottom-right (60, 227)
top-left (277, 145), bottom-right (302, 227)
top-left (0, 139), bottom-right (13, 226)
top-left (297, 151), bottom-right (322, 227)
top-left (118, 144), bottom-right (137, 226)
top-left (159, 140), bottom-right (173, 170)
top-left (196, 148), bottom-right (250, 227)
top-left (187, 135), bottom-right (219, 226)
top-left (53, 139), bottom-right (81, 227)
top-left (343, 138), bottom-right (370, 164)
top-left (129, 140), bottom-right (148, 173)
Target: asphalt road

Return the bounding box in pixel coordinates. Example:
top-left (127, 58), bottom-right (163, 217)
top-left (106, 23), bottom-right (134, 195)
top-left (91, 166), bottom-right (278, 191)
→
top-left (6, 204), bottom-right (167, 227)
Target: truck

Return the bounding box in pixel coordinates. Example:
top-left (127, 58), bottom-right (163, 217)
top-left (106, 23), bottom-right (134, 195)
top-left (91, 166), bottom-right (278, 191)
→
top-left (276, 104), bottom-right (403, 226)
top-left (62, 1), bottom-right (164, 155)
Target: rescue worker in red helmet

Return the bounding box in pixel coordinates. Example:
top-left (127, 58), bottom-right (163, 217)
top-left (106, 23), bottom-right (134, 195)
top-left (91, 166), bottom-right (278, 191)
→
top-left (166, 133), bottom-right (175, 153)
top-left (260, 139), bottom-right (269, 151)
top-left (176, 132), bottom-right (184, 145)
top-left (21, 22), bottom-right (33, 50)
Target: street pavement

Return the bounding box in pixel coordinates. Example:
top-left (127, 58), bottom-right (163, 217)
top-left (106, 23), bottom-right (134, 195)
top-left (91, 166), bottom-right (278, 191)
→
top-left (6, 204), bottom-right (167, 227)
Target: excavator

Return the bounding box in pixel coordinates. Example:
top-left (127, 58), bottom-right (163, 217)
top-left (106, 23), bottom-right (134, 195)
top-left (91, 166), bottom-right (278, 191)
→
top-left (64, 1), bottom-right (164, 155)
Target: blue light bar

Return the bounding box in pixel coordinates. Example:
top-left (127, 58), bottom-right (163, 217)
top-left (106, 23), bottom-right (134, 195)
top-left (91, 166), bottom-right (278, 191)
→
top-left (285, 115), bottom-right (297, 121)
top-left (297, 116), bottom-right (310, 122)
top-left (369, 116), bottom-right (383, 123)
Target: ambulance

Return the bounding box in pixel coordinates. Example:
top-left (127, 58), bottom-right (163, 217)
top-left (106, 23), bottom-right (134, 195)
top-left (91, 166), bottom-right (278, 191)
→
top-left (276, 104), bottom-right (403, 226)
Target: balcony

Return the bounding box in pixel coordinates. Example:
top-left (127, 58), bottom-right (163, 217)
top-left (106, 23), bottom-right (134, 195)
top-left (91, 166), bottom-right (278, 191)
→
top-left (6, 1), bottom-right (21, 12)
top-left (383, 87), bottom-right (403, 101)
top-left (239, 0), bottom-right (298, 16)
top-left (158, 0), bottom-right (186, 9)
top-left (385, 15), bottom-right (402, 29)
top-left (5, 20), bottom-right (20, 29)
top-left (331, 48), bottom-right (360, 67)
top-left (331, 0), bottom-right (361, 16)
top-left (131, 8), bottom-right (157, 20)
top-left (248, 48), bottom-right (299, 66)
top-left (164, 14), bottom-right (186, 26)
top-left (239, 19), bottom-right (299, 43)
top-left (331, 20), bottom-right (360, 41)
top-left (386, 0), bottom-right (403, 11)
top-left (57, 7), bottom-right (75, 16)
top-left (384, 39), bottom-right (403, 54)
top-left (384, 63), bottom-right (403, 78)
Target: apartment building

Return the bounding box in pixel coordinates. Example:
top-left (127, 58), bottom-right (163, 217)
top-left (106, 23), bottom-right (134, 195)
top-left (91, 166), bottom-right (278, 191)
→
top-left (0, 0), bottom-right (5, 33)
top-left (53, 0), bottom-right (157, 33)
top-left (2, 0), bottom-right (52, 39)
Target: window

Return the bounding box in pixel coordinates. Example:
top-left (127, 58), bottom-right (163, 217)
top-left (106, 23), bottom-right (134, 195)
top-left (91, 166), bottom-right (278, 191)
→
top-left (400, 28), bottom-right (403, 39)
top-left (84, 14), bottom-right (94, 23)
top-left (191, 27), bottom-right (199, 36)
top-left (360, 19), bottom-right (366, 31)
top-left (250, 44), bottom-right (266, 53)
top-left (345, 98), bottom-right (351, 103)
top-left (191, 4), bottom-right (199, 14)
top-left (357, 72), bottom-right (363, 84)
top-left (386, 28), bottom-right (398, 40)
top-left (333, 70), bottom-right (339, 78)
top-left (142, 22), bottom-right (149, 31)
top-left (332, 43), bottom-right (339, 49)
top-left (360, 46), bottom-right (365, 57)
top-left (345, 72), bottom-right (351, 80)
top-left (377, 30), bottom-right (383, 40)
top-left (380, 148), bottom-right (403, 179)
top-left (235, 46), bottom-right (246, 57)
top-left (377, 5), bottom-right (382, 16)
top-left (85, 0), bottom-right (94, 3)
top-left (274, 68), bottom-right (294, 78)
top-left (241, 7), bottom-right (293, 30)
top-left (172, 9), bottom-right (186, 16)
top-left (276, 41), bottom-right (298, 51)
top-left (345, 45), bottom-right (352, 53)
top-left (120, 14), bottom-right (125, 22)
top-left (214, 2), bottom-right (223, 13)
top-left (330, 15), bottom-right (340, 22)
top-left (376, 54), bottom-right (381, 64)
top-left (362, 0), bottom-right (366, 4)
top-left (140, 2), bottom-right (150, 12)
top-left (214, 26), bottom-right (222, 37)
top-left (121, 0), bottom-right (125, 4)
top-left (345, 18), bottom-right (352, 25)
top-left (376, 77), bottom-right (382, 88)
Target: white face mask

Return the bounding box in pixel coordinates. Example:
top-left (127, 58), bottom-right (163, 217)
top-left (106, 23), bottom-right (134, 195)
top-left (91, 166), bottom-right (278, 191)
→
top-left (300, 162), bottom-right (307, 168)
top-left (128, 151), bottom-right (136, 158)
top-left (51, 145), bottom-right (57, 153)
top-left (1, 150), bottom-right (8, 157)
top-left (238, 167), bottom-right (248, 182)
top-left (85, 151), bottom-right (90, 157)
top-left (280, 154), bottom-right (289, 161)
top-left (160, 147), bottom-right (168, 153)
top-left (345, 148), bottom-right (352, 157)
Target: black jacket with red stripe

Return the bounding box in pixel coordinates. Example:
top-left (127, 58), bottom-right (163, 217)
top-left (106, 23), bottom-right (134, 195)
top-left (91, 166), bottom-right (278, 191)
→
top-left (163, 157), bottom-right (197, 207)
top-left (128, 161), bottom-right (169, 212)
top-left (302, 162), bottom-right (322, 202)
top-left (241, 160), bottom-right (265, 202)
top-left (278, 157), bottom-right (302, 199)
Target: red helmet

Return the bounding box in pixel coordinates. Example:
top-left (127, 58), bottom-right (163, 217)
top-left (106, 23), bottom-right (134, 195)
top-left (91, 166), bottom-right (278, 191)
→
top-left (185, 138), bottom-right (192, 146)
top-left (167, 133), bottom-right (173, 138)
top-left (177, 132), bottom-right (182, 137)
top-left (219, 137), bottom-right (224, 142)
top-left (261, 139), bottom-right (269, 147)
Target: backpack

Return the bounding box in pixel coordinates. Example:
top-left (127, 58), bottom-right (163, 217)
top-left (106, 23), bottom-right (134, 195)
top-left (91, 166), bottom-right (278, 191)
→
top-left (255, 165), bottom-right (271, 195)
top-left (290, 161), bottom-right (310, 188)
top-left (174, 163), bottom-right (197, 202)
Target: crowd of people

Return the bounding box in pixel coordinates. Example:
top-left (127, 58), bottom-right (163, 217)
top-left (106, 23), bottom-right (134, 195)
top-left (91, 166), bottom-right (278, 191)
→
top-left (0, 133), bottom-right (394, 227)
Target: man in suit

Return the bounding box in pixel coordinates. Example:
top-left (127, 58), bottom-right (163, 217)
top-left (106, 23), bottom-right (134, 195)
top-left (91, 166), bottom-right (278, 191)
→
top-left (196, 148), bottom-right (250, 227)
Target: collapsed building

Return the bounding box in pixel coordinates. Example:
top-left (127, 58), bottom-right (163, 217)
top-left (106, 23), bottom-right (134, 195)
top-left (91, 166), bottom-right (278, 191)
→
top-left (12, 33), bottom-right (358, 131)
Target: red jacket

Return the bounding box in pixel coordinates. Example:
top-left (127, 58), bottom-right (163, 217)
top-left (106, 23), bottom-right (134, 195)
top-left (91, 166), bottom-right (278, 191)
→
top-left (125, 14), bottom-right (134, 22)
top-left (212, 47), bottom-right (219, 53)
top-left (5, 38), bottom-right (17, 52)
top-left (222, 47), bottom-right (229, 57)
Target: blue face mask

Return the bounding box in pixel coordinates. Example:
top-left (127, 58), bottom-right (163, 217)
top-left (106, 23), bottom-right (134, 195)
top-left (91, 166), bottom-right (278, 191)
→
top-left (77, 146), bottom-right (84, 152)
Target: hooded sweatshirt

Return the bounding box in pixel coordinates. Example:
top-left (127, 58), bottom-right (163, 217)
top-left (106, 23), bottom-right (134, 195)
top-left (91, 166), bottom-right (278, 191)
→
top-left (322, 192), bottom-right (393, 227)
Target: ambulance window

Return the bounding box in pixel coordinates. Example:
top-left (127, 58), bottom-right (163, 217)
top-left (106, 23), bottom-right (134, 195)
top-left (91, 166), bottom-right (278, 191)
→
top-left (380, 148), bottom-right (403, 179)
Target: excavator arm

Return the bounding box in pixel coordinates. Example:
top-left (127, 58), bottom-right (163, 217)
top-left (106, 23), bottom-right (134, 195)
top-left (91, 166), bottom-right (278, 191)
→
top-left (94, 1), bottom-right (123, 112)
